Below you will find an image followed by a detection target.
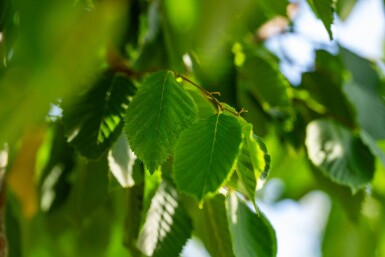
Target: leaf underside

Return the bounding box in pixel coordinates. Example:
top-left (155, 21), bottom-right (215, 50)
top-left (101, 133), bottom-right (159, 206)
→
top-left (227, 194), bottom-right (277, 257)
top-left (125, 70), bottom-right (197, 173)
top-left (62, 71), bottom-right (136, 159)
top-left (174, 113), bottom-right (243, 201)
top-left (137, 182), bottom-right (192, 257)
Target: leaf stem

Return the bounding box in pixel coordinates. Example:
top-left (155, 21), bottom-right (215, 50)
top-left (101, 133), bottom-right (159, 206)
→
top-left (176, 74), bottom-right (245, 116)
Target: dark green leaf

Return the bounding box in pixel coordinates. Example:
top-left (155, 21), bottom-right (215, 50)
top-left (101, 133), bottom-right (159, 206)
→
top-left (174, 113), bottom-right (243, 201)
top-left (300, 71), bottom-right (355, 126)
top-left (307, 0), bottom-right (334, 39)
top-left (227, 194), bottom-right (277, 257)
top-left (69, 155), bottom-right (109, 223)
top-left (305, 119), bottom-right (375, 191)
top-left (238, 51), bottom-right (291, 112)
top-left (62, 71), bottom-right (136, 159)
top-left (124, 183), bottom-right (145, 257)
top-left (125, 70), bottom-right (197, 173)
top-left (137, 182), bottom-right (192, 257)
top-left (343, 82), bottom-right (385, 140)
top-left (39, 123), bottom-right (75, 213)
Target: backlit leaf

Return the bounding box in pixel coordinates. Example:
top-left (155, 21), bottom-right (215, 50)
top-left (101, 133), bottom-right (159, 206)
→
top-left (137, 182), bottom-right (192, 257)
top-left (125, 70), bottom-right (197, 173)
top-left (108, 132), bottom-right (137, 188)
top-left (236, 122), bottom-right (271, 210)
top-left (227, 194), bottom-right (277, 257)
top-left (190, 194), bottom-right (236, 257)
top-left (174, 113), bottom-right (243, 201)
top-left (62, 71), bottom-right (136, 159)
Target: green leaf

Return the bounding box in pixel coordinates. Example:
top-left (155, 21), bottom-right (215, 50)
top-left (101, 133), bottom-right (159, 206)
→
top-left (108, 132), bottom-right (137, 188)
top-left (174, 113), bottom-right (243, 201)
top-left (62, 71), bottom-right (136, 159)
top-left (137, 182), bottom-right (192, 257)
top-left (360, 131), bottom-right (385, 168)
top-left (227, 194), bottom-right (277, 257)
top-left (343, 82), bottom-right (385, 140)
top-left (307, 0), bottom-right (334, 39)
top-left (39, 123), bottom-right (75, 213)
top-left (300, 71), bottom-right (355, 126)
top-left (124, 183), bottom-right (145, 257)
top-left (193, 194), bottom-right (236, 257)
top-left (187, 89), bottom-right (216, 119)
top-left (305, 119), bottom-right (375, 191)
top-left (336, 0), bottom-right (357, 20)
top-left (125, 70), bottom-right (197, 173)
top-left (69, 155), bottom-right (109, 223)
top-left (236, 122), bottom-right (271, 210)
top-left (239, 50), bottom-right (291, 112)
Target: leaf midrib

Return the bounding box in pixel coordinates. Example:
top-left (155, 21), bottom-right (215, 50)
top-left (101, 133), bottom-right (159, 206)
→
top-left (151, 71), bottom-right (169, 168)
top-left (201, 114), bottom-right (220, 198)
top-left (206, 200), bottom-right (230, 257)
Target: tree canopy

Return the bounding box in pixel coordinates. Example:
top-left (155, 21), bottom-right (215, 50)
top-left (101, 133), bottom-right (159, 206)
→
top-left (0, 0), bottom-right (385, 256)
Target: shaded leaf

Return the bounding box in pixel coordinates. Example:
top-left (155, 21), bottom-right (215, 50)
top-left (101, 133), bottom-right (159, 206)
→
top-left (238, 50), bottom-right (291, 112)
top-left (69, 155), bottom-right (109, 223)
top-left (125, 70), bottom-right (197, 173)
top-left (62, 71), bottom-right (136, 159)
top-left (227, 194), bottom-right (277, 257)
top-left (360, 131), bottom-right (385, 168)
top-left (124, 183), bottom-right (144, 257)
top-left (174, 113), bottom-right (243, 201)
top-left (39, 123), bottom-right (75, 213)
top-left (300, 70), bottom-right (355, 126)
top-left (343, 82), bottom-right (385, 140)
top-left (137, 182), bottom-right (192, 257)
top-left (305, 119), bottom-right (375, 191)
top-left (108, 132), bottom-right (137, 188)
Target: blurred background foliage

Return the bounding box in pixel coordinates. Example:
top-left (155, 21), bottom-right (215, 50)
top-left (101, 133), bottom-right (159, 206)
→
top-left (0, 0), bottom-right (385, 256)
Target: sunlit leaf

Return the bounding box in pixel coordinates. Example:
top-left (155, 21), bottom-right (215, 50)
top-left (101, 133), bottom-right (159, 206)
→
top-left (174, 113), bottom-right (243, 201)
top-left (63, 71), bottom-right (136, 159)
top-left (236, 122), bottom-right (271, 210)
top-left (227, 194), bottom-right (277, 257)
top-left (108, 132), bottom-right (137, 188)
top-left (305, 119), bottom-right (375, 191)
top-left (125, 70), bottom-right (197, 173)
top-left (137, 182), bottom-right (192, 257)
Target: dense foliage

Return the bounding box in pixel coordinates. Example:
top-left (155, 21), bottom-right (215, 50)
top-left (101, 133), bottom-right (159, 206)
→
top-left (0, 0), bottom-right (384, 256)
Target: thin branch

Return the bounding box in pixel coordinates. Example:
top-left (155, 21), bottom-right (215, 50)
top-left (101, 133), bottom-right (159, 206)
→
top-left (176, 74), bottom-right (245, 116)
